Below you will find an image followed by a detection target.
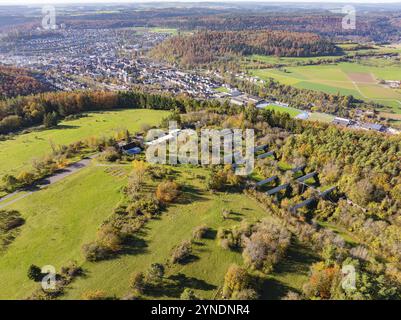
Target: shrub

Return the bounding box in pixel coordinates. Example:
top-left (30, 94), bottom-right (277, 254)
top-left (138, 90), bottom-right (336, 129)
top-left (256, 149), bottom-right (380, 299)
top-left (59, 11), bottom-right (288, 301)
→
top-left (96, 225), bottom-right (122, 253)
top-left (17, 171), bottom-right (35, 185)
top-left (60, 261), bottom-right (83, 278)
top-left (232, 289), bottom-right (258, 300)
top-left (1, 174), bottom-right (19, 191)
top-left (192, 224), bottom-right (209, 240)
top-left (129, 271), bottom-right (145, 294)
top-left (146, 263), bottom-right (165, 284)
top-left (180, 288), bottom-right (199, 300)
top-left (81, 290), bottom-right (110, 300)
top-left (302, 262), bottom-right (340, 300)
top-left (43, 112), bottom-right (59, 128)
top-left (27, 264), bottom-right (42, 282)
top-left (170, 240), bottom-right (192, 264)
top-left (82, 242), bottom-right (110, 262)
top-left (242, 220), bottom-right (291, 273)
top-left (223, 264), bottom-right (251, 299)
top-left (156, 181), bottom-right (180, 203)
top-left (282, 291), bottom-right (302, 300)
top-left (101, 146), bottom-right (121, 162)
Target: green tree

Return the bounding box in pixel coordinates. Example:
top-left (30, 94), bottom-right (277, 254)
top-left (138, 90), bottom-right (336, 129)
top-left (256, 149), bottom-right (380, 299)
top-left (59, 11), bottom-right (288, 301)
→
top-left (43, 111), bottom-right (59, 128)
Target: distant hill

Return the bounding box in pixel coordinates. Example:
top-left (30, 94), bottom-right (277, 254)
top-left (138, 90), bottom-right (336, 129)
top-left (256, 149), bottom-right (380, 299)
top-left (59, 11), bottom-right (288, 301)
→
top-left (150, 30), bottom-right (340, 67)
top-left (0, 66), bottom-right (52, 99)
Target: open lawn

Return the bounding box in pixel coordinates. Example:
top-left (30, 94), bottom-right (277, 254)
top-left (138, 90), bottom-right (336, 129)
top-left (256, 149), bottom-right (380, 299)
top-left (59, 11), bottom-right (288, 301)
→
top-left (0, 109), bottom-right (170, 177)
top-left (250, 61), bottom-right (401, 115)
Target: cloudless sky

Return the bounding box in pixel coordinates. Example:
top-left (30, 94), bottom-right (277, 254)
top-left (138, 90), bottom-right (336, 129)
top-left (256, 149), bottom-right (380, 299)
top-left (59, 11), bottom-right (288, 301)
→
top-left (1, 0), bottom-right (401, 5)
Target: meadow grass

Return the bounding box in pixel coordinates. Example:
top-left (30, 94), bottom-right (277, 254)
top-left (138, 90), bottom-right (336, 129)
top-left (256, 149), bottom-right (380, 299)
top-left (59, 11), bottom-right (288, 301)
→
top-left (0, 163), bottom-right (317, 300)
top-left (0, 165), bottom-right (128, 299)
top-left (0, 109), bottom-right (170, 177)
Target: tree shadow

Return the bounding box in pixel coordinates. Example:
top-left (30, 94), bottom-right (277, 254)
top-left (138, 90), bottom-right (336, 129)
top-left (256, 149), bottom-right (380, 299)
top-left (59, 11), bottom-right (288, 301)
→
top-left (274, 240), bottom-right (318, 276)
top-left (259, 278), bottom-right (295, 300)
top-left (175, 185), bottom-right (208, 205)
top-left (120, 235), bottom-right (148, 256)
top-left (203, 228), bottom-right (217, 240)
top-left (177, 254), bottom-right (200, 265)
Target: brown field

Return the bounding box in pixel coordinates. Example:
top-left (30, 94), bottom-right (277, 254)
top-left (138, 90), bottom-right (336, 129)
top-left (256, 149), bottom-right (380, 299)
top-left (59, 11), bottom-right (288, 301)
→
top-left (347, 72), bottom-right (376, 83)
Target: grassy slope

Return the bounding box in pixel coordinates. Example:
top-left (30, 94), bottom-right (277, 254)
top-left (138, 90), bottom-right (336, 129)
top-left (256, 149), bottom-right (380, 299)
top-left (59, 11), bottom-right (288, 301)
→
top-left (0, 165), bottom-right (128, 299)
top-left (0, 109), bottom-right (170, 177)
top-left (0, 163), bottom-right (317, 300)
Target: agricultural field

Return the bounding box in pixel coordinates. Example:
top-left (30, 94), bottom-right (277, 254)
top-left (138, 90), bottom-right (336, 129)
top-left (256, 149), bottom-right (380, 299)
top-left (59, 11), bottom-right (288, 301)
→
top-left (250, 61), bottom-right (401, 115)
top-left (0, 164), bottom-right (315, 300)
top-left (0, 109), bottom-right (170, 177)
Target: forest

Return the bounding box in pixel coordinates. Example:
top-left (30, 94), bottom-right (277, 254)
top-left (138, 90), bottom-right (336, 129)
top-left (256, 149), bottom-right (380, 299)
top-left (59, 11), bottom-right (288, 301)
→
top-left (150, 30), bottom-right (339, 67)
top-left (0, 66), bottom-right (51, 99)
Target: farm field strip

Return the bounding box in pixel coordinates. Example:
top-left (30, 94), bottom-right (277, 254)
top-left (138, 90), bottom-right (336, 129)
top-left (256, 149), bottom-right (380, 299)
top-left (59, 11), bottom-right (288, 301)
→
top-left (250, 61), bottom-right (401, 114)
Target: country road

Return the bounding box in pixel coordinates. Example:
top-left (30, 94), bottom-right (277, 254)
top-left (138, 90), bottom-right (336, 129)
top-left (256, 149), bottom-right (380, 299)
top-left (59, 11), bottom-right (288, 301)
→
top-left (0, 156), bottom-right (95, 209)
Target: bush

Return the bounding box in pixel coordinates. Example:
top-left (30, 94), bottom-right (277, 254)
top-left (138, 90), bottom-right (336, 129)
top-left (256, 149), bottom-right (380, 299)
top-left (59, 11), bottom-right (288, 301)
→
top-left (129, 272), bottom-right (145, 294)
top-left (223, 264), bottom-right (251, 299)
top-left (17, 171), bottom-right (35, 185)
top-left (60, 261), bottom-right (83, 278)
top-left (81, 290), bottom-right (110, 300)
top-left (192, 224), bottom-right (209, 240)
top-left (27, 264), bottom-right (42, 282)
top-left (156, 181), bottom-right (180, 203)
top-left (180, 288), bottom-right (199, 300)
top-left (96, 225), bottom-right (122, 253)
top-left (101, 146), bottom-right (121, 162)
top-left (82, 242), bottom-right (110, 262)
top-left (232, 289), bottom-right (258, 300)
top-left (242, 220), bottom-right (291, 273)
top-left (43, 112), bottom-right (59, 128)
top-left (170, 240), bottom-right (192, 264)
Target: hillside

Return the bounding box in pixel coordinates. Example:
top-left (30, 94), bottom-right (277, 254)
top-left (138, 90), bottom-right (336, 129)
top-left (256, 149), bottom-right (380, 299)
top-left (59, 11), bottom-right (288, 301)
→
top-left (150, 30), bottom-right (340, 66)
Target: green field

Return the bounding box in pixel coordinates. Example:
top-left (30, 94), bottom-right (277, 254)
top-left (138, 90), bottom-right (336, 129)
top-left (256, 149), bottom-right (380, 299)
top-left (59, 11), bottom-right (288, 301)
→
top-left (264, 104), bottom-right (302, 118)
top-left (0, 165), bottom-right (127, 299)
top-left (250, 61), bottom-right (401, 114)
top-left (0, 109), bottom-right (170, 177)
top-left (0, 164), bottom-right (315, 299)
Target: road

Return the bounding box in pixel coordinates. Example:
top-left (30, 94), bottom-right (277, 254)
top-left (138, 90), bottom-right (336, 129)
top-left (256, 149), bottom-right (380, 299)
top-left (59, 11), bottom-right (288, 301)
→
top-left (0, 156), bottom-right (94, 210)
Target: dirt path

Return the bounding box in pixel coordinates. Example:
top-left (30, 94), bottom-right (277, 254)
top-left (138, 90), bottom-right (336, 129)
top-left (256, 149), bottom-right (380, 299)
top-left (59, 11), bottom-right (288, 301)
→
top-left (0, 156), bottom-right (95, 209)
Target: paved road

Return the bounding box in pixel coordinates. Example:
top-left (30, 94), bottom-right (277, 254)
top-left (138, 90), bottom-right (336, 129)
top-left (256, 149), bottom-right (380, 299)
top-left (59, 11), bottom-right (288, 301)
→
top-left (0, 156), bottom-right (94, 209)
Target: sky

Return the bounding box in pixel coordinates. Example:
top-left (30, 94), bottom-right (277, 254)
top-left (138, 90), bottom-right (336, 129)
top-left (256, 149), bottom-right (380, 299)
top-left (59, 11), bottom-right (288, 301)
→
top-left (1, 0), bottom-right (401, 5)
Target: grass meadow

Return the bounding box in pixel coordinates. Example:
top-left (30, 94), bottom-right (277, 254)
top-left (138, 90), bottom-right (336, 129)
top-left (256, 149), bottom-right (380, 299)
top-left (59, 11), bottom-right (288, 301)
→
top-left (0, 164), bottom-right (316, 300)
top-left (0, 109), bottom-right (170, 177)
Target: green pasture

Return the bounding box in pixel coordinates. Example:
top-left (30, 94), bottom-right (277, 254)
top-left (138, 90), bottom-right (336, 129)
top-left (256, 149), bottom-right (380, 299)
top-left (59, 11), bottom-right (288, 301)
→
top-left (0, 109), bottom-right (170, 177)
